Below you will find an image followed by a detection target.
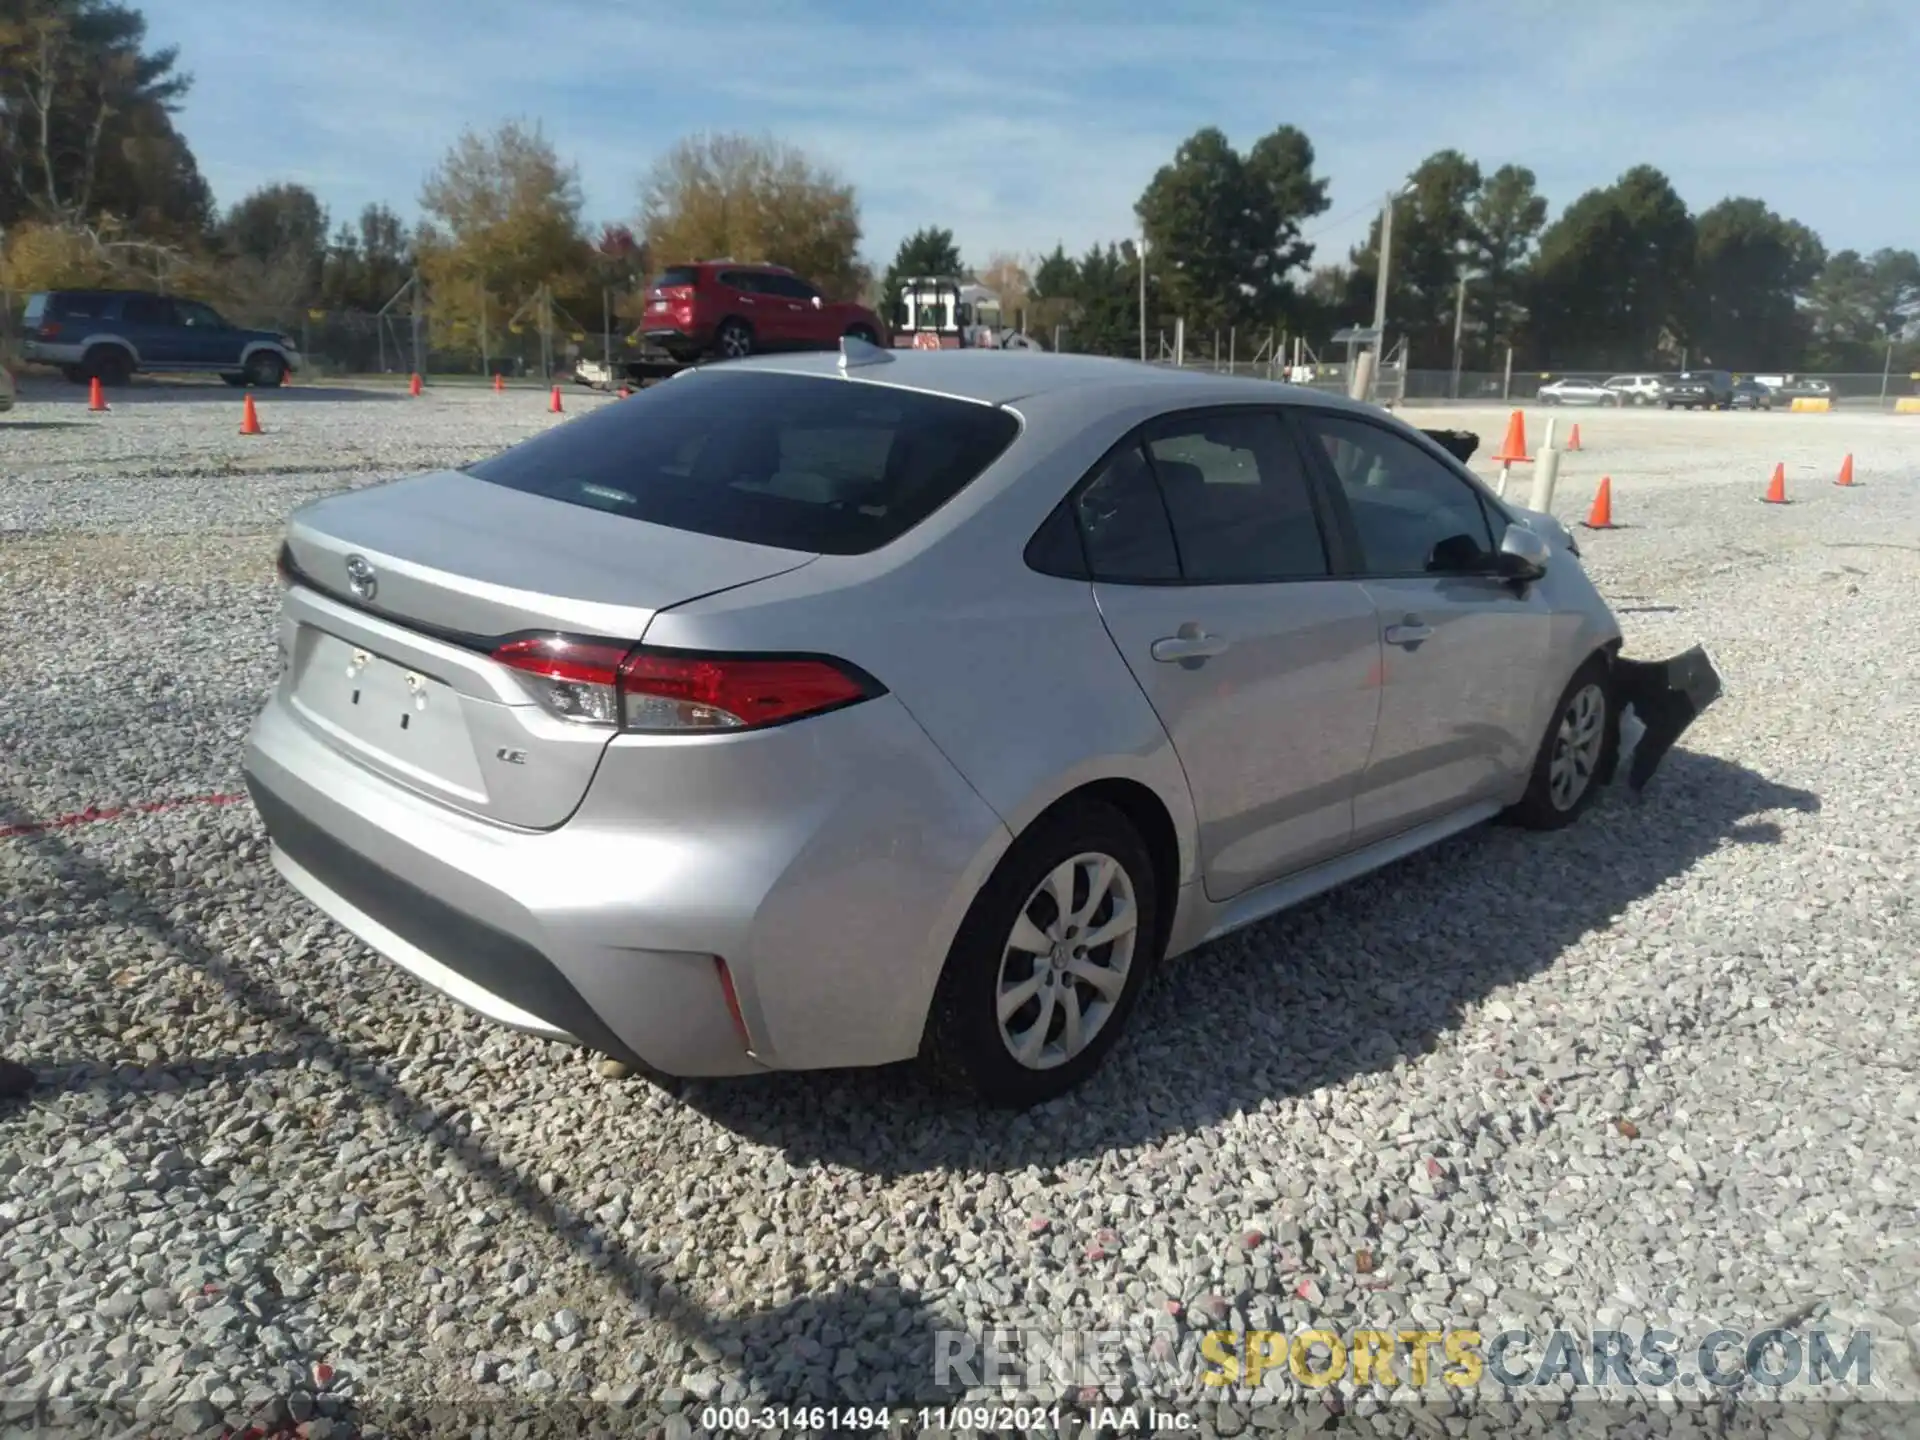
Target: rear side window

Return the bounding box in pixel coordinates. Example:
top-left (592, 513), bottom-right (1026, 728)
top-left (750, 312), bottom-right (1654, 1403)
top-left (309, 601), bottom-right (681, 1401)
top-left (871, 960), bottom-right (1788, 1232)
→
top-left (1075, 443), bottom-right (1179, 582)
top-left (122, 295), bottom-right (176, 325)
top-left (47, 292), bottom-right (106, 319)
top-left (23, 294), bottom-right (47, 323)
top-left (1142, 412), bottom-right (1329, 581)
top-left (654, 267), bottom-right (699, 289)
top-left (464, 371), bottom-right (1020, 555)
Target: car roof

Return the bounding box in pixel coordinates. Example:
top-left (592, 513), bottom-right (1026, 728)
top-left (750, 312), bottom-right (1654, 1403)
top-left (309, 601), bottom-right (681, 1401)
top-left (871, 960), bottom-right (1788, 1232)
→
top-left (710, 347), bottom-right (1396, 412)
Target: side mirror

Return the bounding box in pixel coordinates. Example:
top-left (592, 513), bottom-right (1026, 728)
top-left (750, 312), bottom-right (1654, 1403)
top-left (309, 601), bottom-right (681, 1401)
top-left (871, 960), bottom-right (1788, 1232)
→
top-left (811, 296), bottom-right (823, 310)
top-left (1495, 522), bottom-right (1552, 582)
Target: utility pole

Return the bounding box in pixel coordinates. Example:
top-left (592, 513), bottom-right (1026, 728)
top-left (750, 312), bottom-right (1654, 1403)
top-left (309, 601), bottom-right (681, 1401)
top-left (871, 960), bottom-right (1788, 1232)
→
top-left (1451, 275), bottom-right (1468, 399)
top-left (1137, 233), bottom-right (1148, 363)
top-left (1368, 188), bottom-right (1402, 401)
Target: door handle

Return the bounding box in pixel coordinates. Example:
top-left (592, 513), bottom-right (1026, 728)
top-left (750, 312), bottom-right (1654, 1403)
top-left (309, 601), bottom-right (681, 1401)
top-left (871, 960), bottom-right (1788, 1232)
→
top-left (1151, 627), bottom-right (1229, 663)
top-left (1384, 617), bottom-right (1433, 647)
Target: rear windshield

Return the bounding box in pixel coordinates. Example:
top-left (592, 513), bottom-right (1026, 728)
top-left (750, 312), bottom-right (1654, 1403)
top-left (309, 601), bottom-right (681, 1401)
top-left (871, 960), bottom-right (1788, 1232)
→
top-left (653, 267), bottom-right (699, 289)
top-left (23, 294), bottom-right (47, 322)
top-left (464, 370), bottom-right (1022, 555)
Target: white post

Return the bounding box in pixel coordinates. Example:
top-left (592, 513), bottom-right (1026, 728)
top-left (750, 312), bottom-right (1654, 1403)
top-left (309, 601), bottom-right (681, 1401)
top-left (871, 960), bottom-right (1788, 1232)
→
top-left (1529, 448), bottom-right (1562, 513)
top-left (1174, 317), bottom-right (1185, 367)
top-left (1541, 417), bottom-right (1557, 455)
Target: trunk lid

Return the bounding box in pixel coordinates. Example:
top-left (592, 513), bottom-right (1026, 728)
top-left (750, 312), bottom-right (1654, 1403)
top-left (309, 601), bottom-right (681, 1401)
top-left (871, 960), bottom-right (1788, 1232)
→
top-left (278, 470), bottom-right (815, 828)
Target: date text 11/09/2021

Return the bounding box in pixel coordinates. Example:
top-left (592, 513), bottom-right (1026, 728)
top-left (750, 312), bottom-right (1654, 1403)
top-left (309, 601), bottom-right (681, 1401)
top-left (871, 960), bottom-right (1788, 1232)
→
top-left (700, 1407), bottom-right (1193, 1434)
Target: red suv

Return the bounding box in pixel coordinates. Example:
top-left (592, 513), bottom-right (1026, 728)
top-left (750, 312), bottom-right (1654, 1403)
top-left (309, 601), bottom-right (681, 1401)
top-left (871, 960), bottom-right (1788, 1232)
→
top-left (640, 262), bottom-right (887, 363)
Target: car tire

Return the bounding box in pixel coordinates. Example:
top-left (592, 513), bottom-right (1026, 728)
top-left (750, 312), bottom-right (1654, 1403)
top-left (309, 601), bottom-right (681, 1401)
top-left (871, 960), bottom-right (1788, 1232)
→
top-left (922, 800), bottom-right (1161, 1108)
top-left (242, 351), bottom-right (286, 388)
top-left (1506, 657), bottom-right (1617, 832)
top-left (84, 346), bottom-right (134, 386)
top-left (712, 319), bottom-right (753, 361)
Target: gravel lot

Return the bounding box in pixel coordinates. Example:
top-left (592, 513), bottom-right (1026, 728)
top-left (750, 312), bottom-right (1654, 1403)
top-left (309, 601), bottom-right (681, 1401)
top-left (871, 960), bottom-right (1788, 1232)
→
top-left (3, 376), bottom-right (1918, 1437)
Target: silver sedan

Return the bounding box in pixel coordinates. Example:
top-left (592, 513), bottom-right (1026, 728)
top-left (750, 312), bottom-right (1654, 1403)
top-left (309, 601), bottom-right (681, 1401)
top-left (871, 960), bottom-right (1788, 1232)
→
top-left (1538, 377), bottom-right (1624, 406)
top-left (244, 345), bottom-right (1718, 1107)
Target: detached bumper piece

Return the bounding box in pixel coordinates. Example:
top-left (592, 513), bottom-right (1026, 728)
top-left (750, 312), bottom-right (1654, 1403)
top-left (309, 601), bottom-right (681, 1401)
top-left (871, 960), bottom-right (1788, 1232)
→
top-left (1613, 645), bottom-right (1724, 791)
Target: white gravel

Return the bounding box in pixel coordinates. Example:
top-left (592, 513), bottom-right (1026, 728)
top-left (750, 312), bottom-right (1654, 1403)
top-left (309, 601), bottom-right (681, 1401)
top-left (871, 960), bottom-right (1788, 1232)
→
top-left (3, 377), bottom-right (1919, 1437)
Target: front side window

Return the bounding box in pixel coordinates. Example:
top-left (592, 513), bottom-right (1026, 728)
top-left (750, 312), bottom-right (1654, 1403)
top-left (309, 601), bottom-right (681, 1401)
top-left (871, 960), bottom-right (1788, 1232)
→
top-left (1304, 413), bottom-right (1498, 576)
top-left (175, 300), bottom-right (226, 328)
top-left (464, 370), bottom-right (1020, 556)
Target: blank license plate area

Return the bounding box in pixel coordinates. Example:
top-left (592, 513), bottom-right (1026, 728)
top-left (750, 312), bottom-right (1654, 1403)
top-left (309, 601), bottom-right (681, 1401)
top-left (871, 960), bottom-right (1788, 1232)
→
top-left (291, 628), bottom-right (488, 795)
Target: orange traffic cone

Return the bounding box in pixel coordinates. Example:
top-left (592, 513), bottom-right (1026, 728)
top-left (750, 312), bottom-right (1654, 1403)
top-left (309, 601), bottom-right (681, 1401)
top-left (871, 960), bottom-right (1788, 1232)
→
top-left (1762, 462), bottom-right (1788, 504)
top-left (1835, 453), bottom-right (1854, 487)
top-left (1490, 409), bottom-right (1532, 463)
top-left (492, 372), bottom-right (505, 394)
top-left (88, 376), bottom-right (108, 412)
top-left (1567, 423), bottom-right (1582, 452)
top-left (1582, 476), bottom-right (1616, 530)
top-left (239, 394), bottom-right (263, 435)
top-left (617, 384), bottom-right (632, 399)
top-left (281, 366), bottom-right (293, 387)
top-left (549, 385), bottom-right (564, 414)
top-left (408, 373), bottom-right (423, 397)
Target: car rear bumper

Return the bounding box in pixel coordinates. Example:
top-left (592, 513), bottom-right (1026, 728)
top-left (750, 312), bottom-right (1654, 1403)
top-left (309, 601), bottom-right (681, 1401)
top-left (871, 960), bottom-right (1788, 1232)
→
top-left (640, 323), bottom-right (703, 351)
top-left (21, 340), bottom-right (85, 366)
top-left (242, 684), bottom-right (1009, 1076)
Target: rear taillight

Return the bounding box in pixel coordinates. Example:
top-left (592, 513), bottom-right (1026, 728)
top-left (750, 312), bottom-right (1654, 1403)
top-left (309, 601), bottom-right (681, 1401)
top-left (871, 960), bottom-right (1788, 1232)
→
top-left (490, 635), bottom-right (879, 733)
top-left (490, 635), bottom-right (628, 725)
top-left (36, 321), bottom-right (60, 340)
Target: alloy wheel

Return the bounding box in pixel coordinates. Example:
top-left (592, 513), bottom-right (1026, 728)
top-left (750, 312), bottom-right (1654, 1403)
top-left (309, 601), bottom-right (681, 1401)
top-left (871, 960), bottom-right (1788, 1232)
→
top-left (994, 852), bottom-right (1138, 1070)
top-left (1549, 683), bottom-right (1606, 810)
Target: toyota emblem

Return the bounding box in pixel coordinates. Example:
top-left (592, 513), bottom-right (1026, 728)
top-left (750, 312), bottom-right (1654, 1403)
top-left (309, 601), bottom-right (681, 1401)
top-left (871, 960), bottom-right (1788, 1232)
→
top-left (344, 554), bottom-right (378, 602)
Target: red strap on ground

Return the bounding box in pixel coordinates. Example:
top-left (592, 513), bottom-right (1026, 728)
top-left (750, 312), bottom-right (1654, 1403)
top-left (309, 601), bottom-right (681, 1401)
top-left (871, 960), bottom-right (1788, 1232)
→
top-left (0, 791), bottom-right (249, 839)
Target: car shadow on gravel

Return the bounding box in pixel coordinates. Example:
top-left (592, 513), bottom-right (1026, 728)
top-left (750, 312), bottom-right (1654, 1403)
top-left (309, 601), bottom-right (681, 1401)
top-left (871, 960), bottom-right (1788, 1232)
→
top-left (678, 749), bottom-right (1822, 1175)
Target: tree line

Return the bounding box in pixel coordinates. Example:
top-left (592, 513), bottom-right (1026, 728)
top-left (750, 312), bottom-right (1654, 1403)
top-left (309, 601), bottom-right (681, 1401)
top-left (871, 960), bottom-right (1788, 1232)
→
top-left (3, 0), bottom-right (1915, 374)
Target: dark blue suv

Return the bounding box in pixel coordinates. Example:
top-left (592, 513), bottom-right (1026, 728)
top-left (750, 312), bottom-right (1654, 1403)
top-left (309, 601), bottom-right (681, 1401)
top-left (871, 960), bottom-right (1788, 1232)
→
top-left (21, 289), bottom-right (301, 387)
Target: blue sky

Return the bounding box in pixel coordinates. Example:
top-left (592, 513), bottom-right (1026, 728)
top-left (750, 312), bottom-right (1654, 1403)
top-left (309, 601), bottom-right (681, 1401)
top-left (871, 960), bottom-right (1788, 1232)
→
top-left (144, 0), bottom-right (1915, 274)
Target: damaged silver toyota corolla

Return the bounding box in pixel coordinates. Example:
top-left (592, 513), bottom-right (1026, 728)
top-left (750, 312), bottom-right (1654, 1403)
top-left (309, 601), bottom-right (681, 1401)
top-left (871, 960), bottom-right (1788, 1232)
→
top-left (245, 349), bottom-right (1720, 1108)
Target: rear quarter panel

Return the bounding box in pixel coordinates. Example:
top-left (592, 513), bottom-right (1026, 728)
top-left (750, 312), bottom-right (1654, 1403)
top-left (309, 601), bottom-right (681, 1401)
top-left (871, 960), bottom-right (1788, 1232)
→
top-left (642, 382), bottom-right (1207, 885)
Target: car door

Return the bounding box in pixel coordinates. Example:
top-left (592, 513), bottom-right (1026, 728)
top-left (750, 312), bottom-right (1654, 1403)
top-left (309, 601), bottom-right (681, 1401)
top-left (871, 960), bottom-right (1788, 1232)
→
top-left (117, 293), bottom-right (181, 368)
top-left (719, 271), bottom-right (783, 348)
top-left (1296, 409), bottom-right (1552, 844)
top-left (763, 273), bottom-right (828, 348)
top-left (1083, 409), bottom-right (1382, 901)
top-left (172, 299), bottom-right (242, 368)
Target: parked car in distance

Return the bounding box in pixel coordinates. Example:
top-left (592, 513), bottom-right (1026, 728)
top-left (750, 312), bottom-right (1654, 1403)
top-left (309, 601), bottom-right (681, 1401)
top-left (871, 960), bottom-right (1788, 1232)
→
top-left (20, 289), bottom-right (300, 387)
top-left (1662, 370), bottom-right (1734, 410)
top-left (1603, 374), bottom-right (1666, 405)
top-left (1729, 379), bottom-right (1774, 410)
top-left (1769, 376), bottom-right (1836, 405)
top-left (246, 346), bottom-right (1720, 1108)
top-left (638, 262), bottom-right (888, 363)
top-left (1538, 377), bottom-right (1623, 406)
